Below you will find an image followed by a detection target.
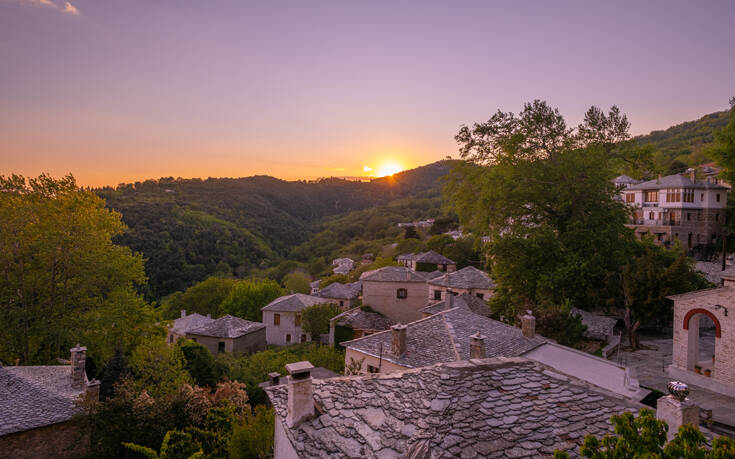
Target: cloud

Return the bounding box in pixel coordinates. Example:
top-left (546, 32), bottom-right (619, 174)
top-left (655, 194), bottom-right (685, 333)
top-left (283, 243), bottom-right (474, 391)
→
top-left (63, 1), bottom-right (78, 14)
top-left (36, 0), bottom-right (55, 6)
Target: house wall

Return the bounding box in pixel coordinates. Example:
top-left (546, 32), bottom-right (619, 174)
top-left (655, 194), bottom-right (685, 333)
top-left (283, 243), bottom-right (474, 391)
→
top-left (670, 289), bottom-right (735, 390)
top-left (344, 348), bottom-right (410, 374)
top-left (262, 310), bottom-right (310, 346)
top-left (186, 328), bottom-right (266, 356)
top-left (361, 280), bottom-right (429, 324)
top-left (319, 296), bottom-right (357, 309)
top-left (0, 421), bottom-right (88, 459)
top-left (273, 417), bottom-right (299, 459)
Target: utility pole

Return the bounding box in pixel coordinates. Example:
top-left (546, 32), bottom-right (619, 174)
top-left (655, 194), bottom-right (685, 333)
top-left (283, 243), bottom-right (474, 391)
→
top-left (722, 230), bottom-right (727, 272)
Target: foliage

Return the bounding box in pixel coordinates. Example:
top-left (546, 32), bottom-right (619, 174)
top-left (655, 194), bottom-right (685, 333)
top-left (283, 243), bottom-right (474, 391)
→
top-left (160, 276), bottom-right (237, 320)
top-left (301, 303), bottom-right (342, 338)
top-left (429, 214), bottom-right (459, 235)
top-left (130, 337), bottom-right (192, 399)
top-left (219, 279), bottom-right (284, 322)
top-left (534, 300), bottom-right (587, 347)
top-left (178, 340), bottom-right (221, 388)
top-left (228, 405), bottom-right (275, 459)
top-left (0, 173), bottom-right (156, 365)
top-left (554, 408), bottom-right (735, 458)
top-left (100, 345), bottom-right (131, 400)
top-left (283, 271), bottom-right (312, 294)
top-left (404, 226), bottom-right (420, 239)
top-left (708, 98), bottom-right (735, 248)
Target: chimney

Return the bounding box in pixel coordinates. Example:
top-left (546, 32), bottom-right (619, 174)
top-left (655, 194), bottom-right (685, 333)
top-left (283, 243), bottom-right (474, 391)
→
top-left (521, 310), bottom-right (536, 338)
top-left (285, 361), bottom-right (315, 428)
top-left (657, 381), bottom-right (699, 441)
top-left (268, 371), bottom-right (281, 386)
top-left (206, 313), bottom-right (211, 319)
top-left (657, 174), bottom-right (661, 184)
top-left (447, 289), bottom-right (454, 309)
top-left (391, 324), bottom-right (407, 356)
top-left (181, 310), bottom-right (186, 319)
top-left (70, 344), bottom-right (87, 391)
top-left (470, 332), bottom-right (486, 359)
top-left (689, 169), bottom-right (696, 181)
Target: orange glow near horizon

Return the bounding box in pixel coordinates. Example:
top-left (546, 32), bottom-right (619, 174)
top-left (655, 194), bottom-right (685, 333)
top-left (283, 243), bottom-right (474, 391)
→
top-left (374, 161), bottom-right (404, 177)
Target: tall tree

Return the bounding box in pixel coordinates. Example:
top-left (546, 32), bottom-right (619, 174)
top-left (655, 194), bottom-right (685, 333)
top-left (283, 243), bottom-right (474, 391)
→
top-left (219, 279), bottom-right (283, 321)
top-left (0, 174), bottom-right (155, 364)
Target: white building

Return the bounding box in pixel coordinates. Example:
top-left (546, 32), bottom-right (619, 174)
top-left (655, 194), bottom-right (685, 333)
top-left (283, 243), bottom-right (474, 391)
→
top-left (261, 294), bottom-right (335, 346)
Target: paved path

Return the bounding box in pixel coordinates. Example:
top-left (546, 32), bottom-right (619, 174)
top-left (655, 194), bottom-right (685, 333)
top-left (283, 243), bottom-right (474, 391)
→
top-left (612, 334), bottom-right (735, 427)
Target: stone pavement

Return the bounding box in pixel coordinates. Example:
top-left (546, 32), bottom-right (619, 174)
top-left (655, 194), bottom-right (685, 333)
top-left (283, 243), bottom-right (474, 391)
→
top-left (612, 334), bottom-right (735, 427)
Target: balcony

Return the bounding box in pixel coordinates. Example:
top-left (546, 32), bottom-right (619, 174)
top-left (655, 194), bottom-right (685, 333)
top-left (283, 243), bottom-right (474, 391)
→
top-left (630, 220), bottom-right (677, 226)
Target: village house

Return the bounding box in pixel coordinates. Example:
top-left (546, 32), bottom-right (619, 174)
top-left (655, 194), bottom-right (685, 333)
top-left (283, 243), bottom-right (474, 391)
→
top-left (616, 172), bottom-right (728, 250)
top-left (309, 279), bottom-right (320, 295)
top-left (332, 258), bottom-right (355, 275)
top-left (0, 345), bottom-right (100, 458)
top-left (344, 302), bottom-right (648, 401)
top-left (396, 250), bottom-right (457, 272)
top-left (421, 292), bottom-right (491, 318)
top-left (168, 310), bottom-right (213, 344)
top-left (328, 307), bottom-right (394, 346)
top-left (262, 293), bottom-right (335, 346)
top-left (184, 315), bottom-right (266, 356)
top-left (316, 281), bottom-right (362, 308)
top-left (427, 266), bottom-right (495, 301)
top-left (266, 358), bottom-right (650, 458)
top-left (359, 267), bottom-right (431, 324)
top-left (667, 276), bottom-right (735, 398)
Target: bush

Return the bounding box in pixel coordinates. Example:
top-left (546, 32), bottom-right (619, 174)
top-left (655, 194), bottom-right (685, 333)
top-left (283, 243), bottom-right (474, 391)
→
top-left (301, 303), bottom-right (342, 338)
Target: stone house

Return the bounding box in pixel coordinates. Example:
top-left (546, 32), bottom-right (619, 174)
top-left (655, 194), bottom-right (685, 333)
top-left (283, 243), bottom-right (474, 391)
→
top-left (426, 266), bottom-right (495, 301)
top-left (359, 267), bottom-right (431, 324)
top-left (265, 358), bottom-right (645, 458)
top-left (168, 310), bottom-right (213, 344)
top-left (396, 250), bottom-right (456, 272)
top-left (316, 281), bottom-right (361, 308)
top-left (262, 293), bottom-right (335, 346)
top-left (185, 315), bottom-right (266, 356)
top-left (332, 258), bottom-right (355, 275)
top-left (667, 278), bottom-right (735, 397)
top-left (617, 172), bottom-right (728, 249)
top-left (0, 345), bottom-right (100, 459)
top-left (344, 304), bottom-right (648, 401)
top-left (328, 307), bottom-right (394, 346)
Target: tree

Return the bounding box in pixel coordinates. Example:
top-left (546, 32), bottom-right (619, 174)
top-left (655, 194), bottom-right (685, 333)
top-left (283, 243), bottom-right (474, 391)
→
top-left (404, 226), bottom-right (420, 239)
top-left (228, 405), bottom-right (275, 458)
top-left (301, 303), bottom-right (342, 339)
top-left (130, 337), bottom-right (192, 398)
top-left (709, 98), bottom-right (735, 248)
top-left (219, 279), bottom-right (284, 321)
top-left (99, 345), bottom-right (131, 400)
top-left (160, 276), bottom-right (237, 320)
top-left (0, 174), bottom-right (154, 365)
top-left (178, 339), bottom-right (220, 388)
top-left (427, 234), bottom-right (455, 254)
top-left (282, 271), bottom-right (312, 294)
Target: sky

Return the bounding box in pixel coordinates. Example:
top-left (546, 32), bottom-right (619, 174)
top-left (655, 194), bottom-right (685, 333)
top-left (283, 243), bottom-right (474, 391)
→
top-left (1, 0), bottom-right (734, 187)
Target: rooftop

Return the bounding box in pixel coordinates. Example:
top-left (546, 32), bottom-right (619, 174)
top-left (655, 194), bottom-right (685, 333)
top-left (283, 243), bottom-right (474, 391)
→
top-left (427, 266), bottom-right (495, 290)
top-left (171, 312), bottom-right (214, 334)
top-left (343, 306), bottom-right (546, 368)
top-left (0, 365), bottom-right (84, 436)
top-left (187, 314), bottom-right (266, 339)
top-left (318, 281), bottom-right (362, 300)
top-left (359, 266), bottom-right (429, 283)
top-left (262, 293), bottom-right (332, 312)
top-left (399, 250), bottom-right (456, 265)
top-left (570, 307), bottom-right (619, 342)
top-left (267, 358), bottom-right (640, 458)
top-left (334, 308), bottom-right (393, 331)
top-left (626, 174), bottom-right (728, 191)
top-left (422, 293), bottom-right (491, 317)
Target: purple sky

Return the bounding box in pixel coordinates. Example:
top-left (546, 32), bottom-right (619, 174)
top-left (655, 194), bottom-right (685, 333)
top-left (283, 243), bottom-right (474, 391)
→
top-left (1, 0), bottom-right (734, 186)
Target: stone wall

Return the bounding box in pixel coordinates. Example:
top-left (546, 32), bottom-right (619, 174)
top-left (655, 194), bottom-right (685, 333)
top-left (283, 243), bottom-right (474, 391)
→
top-left (361, 280), bottom-right (428, 324)
top-left (186, 328), bottom-right (266, 356)
top-left (0, 421), bottom-right (87, 459)
top-left (344, 348), bottom-right (410, 374)
top-left (263, 310), bottom-right (310, 346)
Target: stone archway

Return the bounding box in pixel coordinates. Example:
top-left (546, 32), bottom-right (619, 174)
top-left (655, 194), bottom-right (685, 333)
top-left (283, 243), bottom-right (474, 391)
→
top-left (682, 308), bottom-right (721, 373)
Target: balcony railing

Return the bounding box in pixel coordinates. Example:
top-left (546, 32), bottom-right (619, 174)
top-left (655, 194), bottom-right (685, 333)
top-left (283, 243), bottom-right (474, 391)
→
top-left (630, 220), bottom-right (677, 226)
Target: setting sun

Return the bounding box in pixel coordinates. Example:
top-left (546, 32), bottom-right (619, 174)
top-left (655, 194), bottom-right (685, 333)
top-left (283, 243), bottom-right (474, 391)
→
top-left (375, 161), bottom-right (404, 177)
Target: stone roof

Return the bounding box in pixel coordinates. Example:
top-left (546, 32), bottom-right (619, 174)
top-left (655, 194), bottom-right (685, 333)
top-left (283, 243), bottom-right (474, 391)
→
top-left (333, 264), bottom-right (352, 275)
top-left (343, 307), bottom-right (546, 368)
top-left (570, 308), bottom-right (619, 342)
top-left (335, 308), bottom-right (394, 331)
top-left (187, 315), bottom-right (266, 339)
top-left (318, 282), bottom-right (361, 300)
top-left (258, 367), bottom-right (339, 389)
top-left (695, 261), bottom-right (735, 284)
top-left (171, 312), bottom-right (214, 334)
top-left (613, 175), bottom-right (642, 185)
top-left (262, 293), bottom-right (332, 312)
top-left (422, 270), bottom-right (444, 280)
top-left (0, 365), bottom-right (85, 436)
top-left (626, 174), bottom-right (728, 190)
top-left (359, 267), bottom-right (429, 283)
top-left (266, 358), bottom-right (640, 458)
top-left (422, 293), bottom-right (491, 317)
top-left (427, 266), bottom-right (495, 290)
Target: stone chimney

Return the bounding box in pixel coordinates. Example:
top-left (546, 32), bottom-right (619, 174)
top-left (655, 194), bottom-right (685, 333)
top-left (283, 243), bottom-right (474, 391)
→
top-left (285, 361), bottom-right (315, 428)
top-left (657, 174), bottom-right (662, 184)
top-left (657, 381), bottom-right (699, 441)
top-left (391, 324), bottom-right (407, 356)
top-left (470, 332), bottom-right (486, 359)
top-left (689, 168), bottom-right (696, 181)
top-left (447, 289), bottom-right (454, 309)
top-left (181, 309), bottom-right (186, 318)
top-left (521, 311), bottom-right (536, 338)
top-left (269, 371), bottom-right (281, 386)
top-left (70, 344), bottom-right (87, 391)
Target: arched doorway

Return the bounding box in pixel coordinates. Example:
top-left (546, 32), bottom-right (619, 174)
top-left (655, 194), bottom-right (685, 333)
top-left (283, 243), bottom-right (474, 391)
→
top-left (682, 309), bottom-right (721, 375)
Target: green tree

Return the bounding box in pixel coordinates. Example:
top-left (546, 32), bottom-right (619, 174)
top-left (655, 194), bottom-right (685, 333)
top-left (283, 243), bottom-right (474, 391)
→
top-left (282, 271), bottom-right (312, 294)
top-left (404, 226), bottom-right (420, 239)
top-left (178, 339), bottom-right (219, 388)
top-left (709, 98), bottom-right (735, 248)
top-left (427, 234), bottom-right (455, 254)
top-left (130, 337), bottom-right (192, 398)
top-left (219, 279), bottom-right (284, 321)
top-left (0, 174), bottom-right (153, 365)
top-left (160, 276), bottom-right (237, 320)
top-left (301, 303), bottom-right (342, 339)
top-left (228, 405), bottom-right (275, 459)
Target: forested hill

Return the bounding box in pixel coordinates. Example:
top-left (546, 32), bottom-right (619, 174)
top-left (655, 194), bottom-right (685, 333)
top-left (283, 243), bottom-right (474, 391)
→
top-left (633, 109), bottom-right (729, 171)
top-left (97, 160), bottom-right (454, 299)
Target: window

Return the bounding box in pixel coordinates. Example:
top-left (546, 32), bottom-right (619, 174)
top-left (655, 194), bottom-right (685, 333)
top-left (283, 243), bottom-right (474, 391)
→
top-left (717, 193), bottom-right (721, 202)
top-left (300, 334), bottom-right (307, 343)
top-left (340, 300), bottom-right (344, 307)
top-left (687, 212), bottom-right (691, 221)
top-left (396, 288), bottom-right (407, 299)
top-left (683, 189), bottom-right (694, 203)
top-left (716, 213), bottom-right (720, 222)
top-left (294, 313), bottom-right (301, 327)
top-left (476, 293), bottom-right (484, 299)
top-left (218, 342), bottom-right (225, 353)
top-left (665, 189), bottom-right (680, 202)
top-left (286, 334), bottom-right (291, 343)
top-left (274, 313), bottom-right (280, 326)
top-left (367, 365), bottom-right (379, 373)
top-left (649, 212), bottom-right (654, 220)
top-left (625, 193), bottom-right (635, 203)
top-left (701, 193), bottom-right (704, 201)
top-left (645, 191), bottom-right (658, 202)
top-left (434, 290), bottom-right (442, 300)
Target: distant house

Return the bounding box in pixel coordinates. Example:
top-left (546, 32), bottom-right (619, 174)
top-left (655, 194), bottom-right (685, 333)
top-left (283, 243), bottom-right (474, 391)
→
top-left (427, 266), bottom-right (495, 301)
top-left (185, 315), bottom-right (266, 356)
top-left (316, 281), bottom-right (361, 308)
top-left (361, 253), bottom-right (374, 264)
top-left (262, 294), bottom-right (335, 346)
top-left (309, 279), bottom-right (320, 295)
top-left (396, 250), bottom-right (456, 272)
top-left (331, 258), bottom-right (355, 275)
top-left (0, 345), bottom-right (100, 458)
top-left (168, 310), bottom-right (213, 344)
top-left (421, 292), bottom-right (491, 318)
top-left (570, 307), bottom-right (620, 343)
top-left (328, 307), bottom-right (394, 345)
top-left (359, 267), bottom-right (431, 323)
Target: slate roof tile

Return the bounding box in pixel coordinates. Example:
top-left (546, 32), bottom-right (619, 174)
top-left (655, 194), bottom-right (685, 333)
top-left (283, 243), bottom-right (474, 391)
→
top-left (427, 266), bottom-right (495, 290)
top-left (187, 314), bottom-right (265, 339)
top-left (262, 293), bottom-right (332, 312)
